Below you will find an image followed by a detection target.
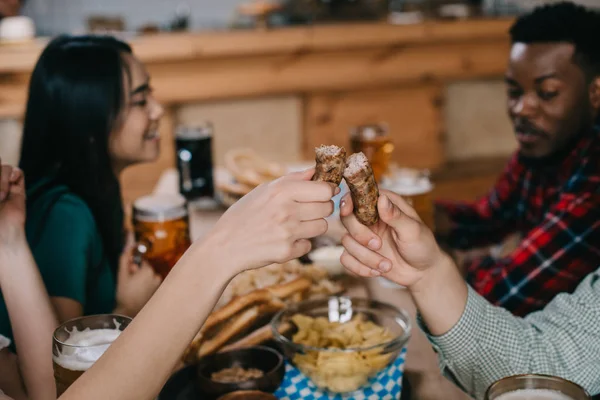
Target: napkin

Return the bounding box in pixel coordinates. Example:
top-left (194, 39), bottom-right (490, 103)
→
top-left (274, 347), bottom-right (407, 400)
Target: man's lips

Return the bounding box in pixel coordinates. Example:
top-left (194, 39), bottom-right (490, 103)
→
top-left (515, 131), bottom-right (542, 144)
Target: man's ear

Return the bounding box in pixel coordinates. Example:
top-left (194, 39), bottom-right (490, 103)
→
top-left (589, 76), bottom-right (600, 110)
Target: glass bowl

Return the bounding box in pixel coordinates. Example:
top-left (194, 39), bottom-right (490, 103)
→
top-left (271, 297), bottom-right (411, 393)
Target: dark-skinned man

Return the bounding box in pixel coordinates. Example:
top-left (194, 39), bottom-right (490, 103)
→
top-left (435, 1), bottom-right (600, 317)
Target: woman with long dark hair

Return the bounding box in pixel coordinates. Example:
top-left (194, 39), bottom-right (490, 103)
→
top-left (0, 35), bottom-right (164, 343)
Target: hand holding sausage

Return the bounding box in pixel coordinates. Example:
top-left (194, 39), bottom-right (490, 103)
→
top-left (339, 190), bottom-right (447, 288)
top-left (206, 169), bottom-right (338, 275)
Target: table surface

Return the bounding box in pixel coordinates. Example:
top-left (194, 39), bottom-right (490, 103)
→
top-left (154, 170), bottom-right (471, 400)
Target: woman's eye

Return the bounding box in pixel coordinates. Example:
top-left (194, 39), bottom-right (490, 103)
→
top-left (132, 99), bottom-right (147, 107)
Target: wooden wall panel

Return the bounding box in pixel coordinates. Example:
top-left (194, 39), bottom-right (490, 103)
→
top-left (304, 85), bottom-right (444, 169)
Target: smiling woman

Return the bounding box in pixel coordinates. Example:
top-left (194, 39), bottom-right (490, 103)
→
top-left (0, 35), bottom-right (165, 349)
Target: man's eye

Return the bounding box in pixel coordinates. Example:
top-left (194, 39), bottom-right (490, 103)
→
top-left (538, 91), bottom-right (558, 101)
top-left (507, 88), bottom-right (522, 98)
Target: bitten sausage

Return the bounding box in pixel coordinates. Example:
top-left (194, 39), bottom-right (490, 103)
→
top-left (312, 145), bottom-right (347, 186)
top-left (343, 152), bottom-right (379, 226)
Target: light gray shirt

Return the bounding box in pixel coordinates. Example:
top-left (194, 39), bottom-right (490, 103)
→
top-left (423, 269), bottom-right (600, 399)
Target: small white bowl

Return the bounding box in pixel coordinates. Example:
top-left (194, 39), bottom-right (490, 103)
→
top-left (309, 246), bottom-right (345, 276)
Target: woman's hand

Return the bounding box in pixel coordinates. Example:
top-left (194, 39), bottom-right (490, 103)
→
top-left (0, 161), bottom-right (26, 244)
top-left (206, 169), bottom-right (338, 274)
top-left (115, 240), bottom-right (162, 317)
top-left (339, 189), bottom-right (447, 289)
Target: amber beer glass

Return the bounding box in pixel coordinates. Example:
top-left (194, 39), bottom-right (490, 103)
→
top-left (350, 124), bottom-right (394, 183)
top-left (133, 194), bottom-right (192, 278)
top-left (382, 168), bottom-right (434, 231)
top-left (53, 314), bottom-right (131, 396)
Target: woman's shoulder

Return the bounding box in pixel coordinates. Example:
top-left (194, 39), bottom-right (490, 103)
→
top-left (26, 184), bottom-right (98, 243)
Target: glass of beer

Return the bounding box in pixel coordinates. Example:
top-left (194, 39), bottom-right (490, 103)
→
top-left (133, 193), bottom-right (192, 278)
top-left (53, 314), bottom-right (131, 396)
top-left (176, 123), bottom-right (215, 204)
top-left (485, 374), bottom-right (590, 400)
top-left (350, 123), bottom-right (394, 183)
top-left (381, 167), bottom-right (434, 230)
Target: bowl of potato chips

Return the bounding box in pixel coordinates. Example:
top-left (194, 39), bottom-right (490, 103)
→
top-left (270, 297), bottom-right (411, 393)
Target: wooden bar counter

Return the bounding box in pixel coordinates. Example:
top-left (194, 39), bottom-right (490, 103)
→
top-left (0, 19), bottom-right (513, 204)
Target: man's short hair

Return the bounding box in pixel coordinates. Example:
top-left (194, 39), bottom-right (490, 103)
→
top-left (510, 2), bottom-right (600, 79)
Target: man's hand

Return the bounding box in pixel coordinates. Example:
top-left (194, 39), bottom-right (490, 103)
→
top-left (339, 189), bottom-right (447, 288)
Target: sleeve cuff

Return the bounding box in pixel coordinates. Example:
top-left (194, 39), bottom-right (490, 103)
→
top-left (420, 285), bottom-right (489, 364)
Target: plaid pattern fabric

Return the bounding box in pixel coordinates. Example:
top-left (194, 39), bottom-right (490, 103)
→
top-left (437, 131), bottom-right (600, 316)
top-left (274, 347), bottom-right (407, 400)
top-left (422, 274), bottom-right (600, 400)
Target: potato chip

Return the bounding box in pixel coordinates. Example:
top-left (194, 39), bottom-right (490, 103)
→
top-left (289, 313), bottom-right (397, 393)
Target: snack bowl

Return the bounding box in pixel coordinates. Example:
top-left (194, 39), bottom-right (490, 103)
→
top-left (195, 346), bottom-right (285, 399)
top-left (271, 297), bottom-right (411, 393)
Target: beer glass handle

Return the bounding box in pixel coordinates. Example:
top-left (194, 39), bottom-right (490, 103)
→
top-left (132, 240), bottom-right (152, 267)
top-left (178, 149), bottom-right (193, 192)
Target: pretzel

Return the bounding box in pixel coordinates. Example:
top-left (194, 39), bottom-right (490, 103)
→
top-left (197, 300), bottom-right (285, 357)
top-left (205, 277), bottom-right (311, 332)
top-left (183, 278), bottom-right (311, 362)
top-left (219, 322), bottom-right (293, 353)
top-left (216, 180), bottom-right (255, 197)
top-left (224, 148), bottom-right (285, 187)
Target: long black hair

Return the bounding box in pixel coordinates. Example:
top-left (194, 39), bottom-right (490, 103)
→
top-left (19, 35), bottom-right (133, 273)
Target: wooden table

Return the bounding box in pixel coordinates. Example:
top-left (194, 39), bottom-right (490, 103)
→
top-left (153, 170), bottom-right (470, 399)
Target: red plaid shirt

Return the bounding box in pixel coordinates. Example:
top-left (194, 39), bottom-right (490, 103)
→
top-left (437, 130), bottom-right (600, 316)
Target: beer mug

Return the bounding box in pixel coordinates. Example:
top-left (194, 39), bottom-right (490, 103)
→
top-left (132, 193), bottom-right (192, 278)
top-left (485, 374), bottom-right (590, 400)
top-left (350, 123), bottom-right (394, 183)
top-left (176, 123), bottom-right (215, 202)
top-left (381, 167), bottom-right (434, 231)
top-left (53, 314), bottom-right (131, 396)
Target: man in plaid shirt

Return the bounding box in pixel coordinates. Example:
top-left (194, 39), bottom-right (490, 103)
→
top-left (436, 1), bottom-right (600, 316)
top-left (338, 4), bottom-right (600, 398)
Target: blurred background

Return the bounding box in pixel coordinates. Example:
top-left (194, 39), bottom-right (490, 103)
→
top-left (1, 0), bottom-right (599, 208)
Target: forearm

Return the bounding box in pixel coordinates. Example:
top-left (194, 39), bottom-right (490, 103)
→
top-left (409, 252), bottom-right (468, 336)
top-left (418, 270), bottom-right (600, 399)
top-left (61, 239), bottom-right (235, 400)
top-left (0, 234), bottom-right (57, 400)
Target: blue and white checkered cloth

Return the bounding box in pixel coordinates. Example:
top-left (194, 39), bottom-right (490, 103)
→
top-left (274, 347), bottom-right (407, 400)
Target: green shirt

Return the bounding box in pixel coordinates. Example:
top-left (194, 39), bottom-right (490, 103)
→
top-left (0, 182), bottom-right (116, 345)
top-left (422, 271), bottom-right (600, 399)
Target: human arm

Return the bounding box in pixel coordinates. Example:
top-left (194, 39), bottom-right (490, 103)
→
top-left (436, 155), bottom-right (521, 249)
top-left (60, 169), bottom-right (337, 400)
top-left (0, 165), bottom-right (57, 400)
top-left (339, 190), bottom-right (600, 399)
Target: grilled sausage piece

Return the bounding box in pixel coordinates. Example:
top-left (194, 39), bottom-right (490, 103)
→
top-left (343, 152), bottom-right (379, 226)
top-left (312, 145), bottom-right (346, 186)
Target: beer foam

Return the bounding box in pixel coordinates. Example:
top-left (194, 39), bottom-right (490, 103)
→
top-left (495, 389), bottom-right (574, 400)
top-left (134, 194), bottom-right (187, 222)
top-left (53, 328), bottom-right (121, 371)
